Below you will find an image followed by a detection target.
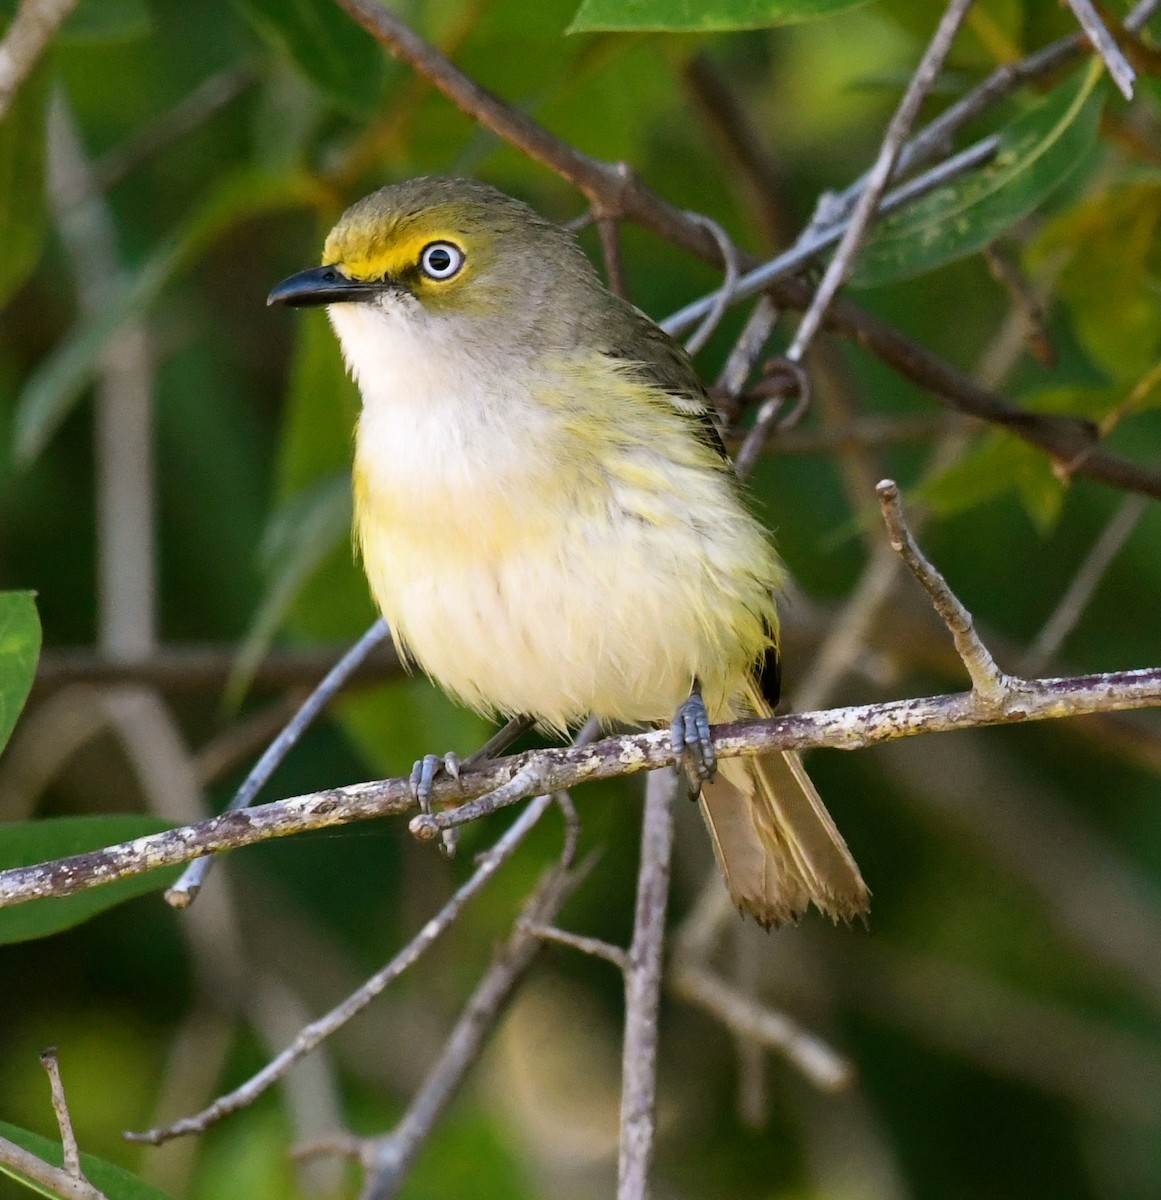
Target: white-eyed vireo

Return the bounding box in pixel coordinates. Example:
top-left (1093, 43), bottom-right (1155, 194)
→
top-left (268, 177), bottom-right (868, 927)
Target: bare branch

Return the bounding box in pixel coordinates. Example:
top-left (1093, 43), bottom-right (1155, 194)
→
top-left (361, 855), bottom-right (592, 1200)
top-left (683, 213), bottom-right (742, 356)
top-left (660, 136), bottom-right (999, 338)
top-left (1022, 494), bottom-right (1150, 677)
top-left (126, 791), bottom-right (560, 1145)
top-left (1064, 0), bottom-right (1136, 98)
top-left (40, 1049), bottom-right (81, 1176)
top-left (982, 245), bottom-right (1054, 368)
top-left (829, 0), bottom-right (1160, 217)
top-left (714, 295), bottom-right (780, 408)
top-left (668, 961), bottom-right (854, 1093)
top-left (618, 768), bottom-right (676, 1200)
top-left (4, 665), bottom-right (1161, 907)
top-left (597, 215), bottom-right (628, 299)
top-left (0, 1135), bottom-right (107, 1200)
top-left (522, 921), bottom-right (630, 971)
top-left (167, 619), bottom-right (391, 907)
top-left (33, 640), bottom-right (402, 695)
top-left (877, 480), bottom-right (1010, 704)
top-left (0, 0), bottom-right (78, 121)
top-left (782, 0), bottom-right (974, 367)
top-left (0, 1050), bottom-right (108, 1200)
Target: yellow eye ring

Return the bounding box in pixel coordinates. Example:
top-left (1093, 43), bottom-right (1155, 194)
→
top-left (419, 241), bottom-right (465, 281)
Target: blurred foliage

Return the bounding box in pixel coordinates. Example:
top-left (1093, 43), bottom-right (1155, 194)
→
top-left (1, 0), bottom-right (1161, 1198)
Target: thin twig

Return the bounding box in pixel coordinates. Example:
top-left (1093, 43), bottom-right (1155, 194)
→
top-left (714, 295), bottom-right (780, 408)
top-left (0, 0), bottom-right (79, 121)
top-left (618, 768), bottom-right (676, 1200)
top-left (783, 0), bottom-right (975, 369)
top-left (167, 619), bottom-right (391, 907)
top-left (876, 480), bottom-right (1010, 704)
top-left (1022, 494), bottom-right (1150, 676)
top-left (1064, 0), bottom-right (1136, 98)
top-left (682, 51), bottom-right (790, 247)
top-left (362, 854), bottom-right (593, 1200)
top-left (126, 791), bottom-right (559, 1145)
top-left (982, 245), bottom-right (1055, 368)
top-left (0, 1050), bottom-right (107, 1200)
top-left (40, 1049), bottom-right (81, 1176)
top-left (683, 213), bottom-right (742, 356)
top-left (660, 136), bottom-right (998, 338)
top-left (597, 215), bottom-right (628, 299)
top-left (5, 664), bottom-right (1161, 907)
top-left (522, 921), bottom-right (630, 971)
top-left (827, 0), bottom-right (1160, 219)
top-left (49, 95), bottom-right (156, 663)
top-left (668, 962), bottom-right (854, 1093)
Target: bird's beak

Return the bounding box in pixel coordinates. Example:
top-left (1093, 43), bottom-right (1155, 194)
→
top-left (267, 265), bottom-right (380, 308)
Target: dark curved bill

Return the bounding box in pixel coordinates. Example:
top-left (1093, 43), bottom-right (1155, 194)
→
top-left (267, 265), bottom-right (379, 307)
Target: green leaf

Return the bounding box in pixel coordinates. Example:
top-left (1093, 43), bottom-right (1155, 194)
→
top-left (1029, 179), bottom-right (1161, 382)
top-left (0, 592), bottom-right (40, 756)
top-left (13, 168), bottom-right (326, 464)
top-left (0, 63), bottom-right (48, 311)
top-left (233, 0), bottom-right (385, 114)
top-left (853, 63), bottom-right (1106, 288)
top-left (0, 1119), bottom-right (174, 1199)
top-left (568, 0), bottom-right (872, 32)
top-left (0, 816), bottom-right (179, 945)
top-left (229, 472), bottom-right (353, 703)
top-left (916, 429), bottom-right (1063, 532)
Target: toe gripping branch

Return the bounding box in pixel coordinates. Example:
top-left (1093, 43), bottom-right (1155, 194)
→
top-left (408, 714), bottom-right (537, 854)
top-left (670, 682), bottom-right (717, 799)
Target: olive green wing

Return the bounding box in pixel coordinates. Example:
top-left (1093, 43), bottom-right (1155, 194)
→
top-left (601, 298), bottom-right (729, 461)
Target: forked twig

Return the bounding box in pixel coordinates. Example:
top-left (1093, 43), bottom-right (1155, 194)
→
top-left (127, 790), bottom-right (562, 1145)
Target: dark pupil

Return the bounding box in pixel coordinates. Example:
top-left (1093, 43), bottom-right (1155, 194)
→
top-left (427, 247), bottom-right (452, 273)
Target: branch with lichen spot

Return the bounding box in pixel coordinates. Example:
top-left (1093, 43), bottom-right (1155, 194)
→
top-left (2, 670), bottom-right (1160, 909)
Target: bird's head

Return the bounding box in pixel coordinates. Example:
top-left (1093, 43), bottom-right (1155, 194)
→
top-left (268, 177), bottom-right (604, 348)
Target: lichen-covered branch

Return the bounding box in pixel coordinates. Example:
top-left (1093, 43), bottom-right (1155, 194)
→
top-left (1, 665), bottom-right (1159, 909)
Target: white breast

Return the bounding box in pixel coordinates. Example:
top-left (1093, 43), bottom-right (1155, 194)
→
top-left (334, 299), bottom-right (772, 731)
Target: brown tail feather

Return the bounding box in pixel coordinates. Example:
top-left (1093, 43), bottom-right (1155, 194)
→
top-left (697, 689), bottom-right (869, 928)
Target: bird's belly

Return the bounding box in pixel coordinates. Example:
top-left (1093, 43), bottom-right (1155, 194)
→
top-left (360, 499), bottom-right (756, 732)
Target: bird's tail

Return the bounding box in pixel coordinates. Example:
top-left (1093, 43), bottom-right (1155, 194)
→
top-left (697, 684), bottom-right (869, 928)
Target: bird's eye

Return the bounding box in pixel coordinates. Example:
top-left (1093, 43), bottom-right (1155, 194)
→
top-left (419, 241), bottom-right (465, 281)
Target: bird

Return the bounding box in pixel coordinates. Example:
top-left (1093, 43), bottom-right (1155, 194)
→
top-left (268, 176), bottom-right (868, 928)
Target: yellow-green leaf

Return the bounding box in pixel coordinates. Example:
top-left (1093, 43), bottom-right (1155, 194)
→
top-left (0, 816), bottom-right (179, 945)
top-left (854, 63), bottom-right (1105, 288)
top-left (569, 0), bottom-right (873, 32)
top-left (0, 591), bottom-right (40, 755)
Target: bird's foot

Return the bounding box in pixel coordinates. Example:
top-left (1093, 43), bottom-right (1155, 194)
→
top-left (409, 752), bottom-right (461, 857)
top-left (670, 685), bottom-right (716, 799)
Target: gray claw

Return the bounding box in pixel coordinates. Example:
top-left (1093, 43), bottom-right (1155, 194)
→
top-left (444, 752), bottom-right (460, 780)
top-left (671, 691), bottom-right (717, 789)
top-left (410, 753), bottom-right (442, 812)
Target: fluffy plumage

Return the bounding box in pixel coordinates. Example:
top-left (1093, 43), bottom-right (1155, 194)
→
top-left (290, 177), bottom-right (868, 926)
